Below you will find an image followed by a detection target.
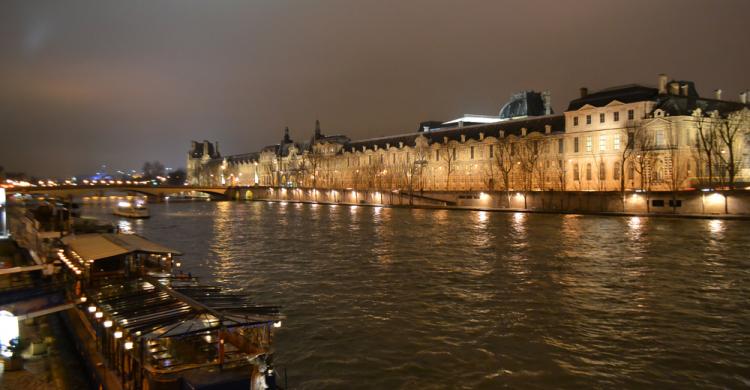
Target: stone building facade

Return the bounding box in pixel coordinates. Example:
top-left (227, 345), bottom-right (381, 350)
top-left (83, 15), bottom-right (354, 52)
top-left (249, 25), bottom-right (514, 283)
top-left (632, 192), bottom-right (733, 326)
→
top-left (188, 75), bottom-right (749, 193)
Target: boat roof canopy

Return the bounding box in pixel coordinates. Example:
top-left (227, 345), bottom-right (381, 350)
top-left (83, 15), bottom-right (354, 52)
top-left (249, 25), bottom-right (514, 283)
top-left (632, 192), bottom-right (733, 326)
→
top-left (61, 233), bottom-right (183, 262)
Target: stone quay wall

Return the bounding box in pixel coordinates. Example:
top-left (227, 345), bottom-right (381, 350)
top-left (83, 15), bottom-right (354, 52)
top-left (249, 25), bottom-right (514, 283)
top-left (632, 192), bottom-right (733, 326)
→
top-left (227, 187), bottom-right (750, 216)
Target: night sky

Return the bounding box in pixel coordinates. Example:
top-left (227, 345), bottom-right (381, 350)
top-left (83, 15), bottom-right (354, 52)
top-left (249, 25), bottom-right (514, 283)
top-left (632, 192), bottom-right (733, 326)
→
top-left (1, 0), bottom-right (748, 177)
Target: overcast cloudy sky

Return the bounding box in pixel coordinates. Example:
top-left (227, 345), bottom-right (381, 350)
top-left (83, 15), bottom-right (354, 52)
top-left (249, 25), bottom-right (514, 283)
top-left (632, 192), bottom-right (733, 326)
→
top-left (1, 0), bottom-right (748, 177)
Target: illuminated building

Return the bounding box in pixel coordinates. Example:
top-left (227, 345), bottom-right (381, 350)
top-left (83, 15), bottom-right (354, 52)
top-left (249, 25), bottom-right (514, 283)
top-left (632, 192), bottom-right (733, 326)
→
top-left (188, 75), bottom-right (749, 192)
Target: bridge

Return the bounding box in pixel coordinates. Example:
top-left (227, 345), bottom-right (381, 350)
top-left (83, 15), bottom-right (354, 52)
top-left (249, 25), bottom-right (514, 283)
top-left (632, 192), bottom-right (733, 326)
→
top-left (6, 184), bottom-right (237, 200)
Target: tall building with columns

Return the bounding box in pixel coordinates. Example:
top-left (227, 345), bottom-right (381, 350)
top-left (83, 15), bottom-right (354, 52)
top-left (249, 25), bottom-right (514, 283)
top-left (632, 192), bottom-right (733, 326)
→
top-left (188, 75), bottom-right (749, 192)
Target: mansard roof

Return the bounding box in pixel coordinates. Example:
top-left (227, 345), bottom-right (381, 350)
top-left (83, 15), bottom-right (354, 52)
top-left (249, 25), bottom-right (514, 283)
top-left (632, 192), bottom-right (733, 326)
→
top-left (653, 94), bottom-right (748, 117)
top-left (225, 152), bottom-right (260, 164)
top-left (346, 114), bottom-right (564, 152)
top-left (567, 84), bottom-right (659, 111)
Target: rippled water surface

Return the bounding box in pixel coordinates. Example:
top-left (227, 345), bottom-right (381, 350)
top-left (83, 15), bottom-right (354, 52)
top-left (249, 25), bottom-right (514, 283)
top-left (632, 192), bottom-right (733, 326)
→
top-left (84, 201), bottom-right (750, 389)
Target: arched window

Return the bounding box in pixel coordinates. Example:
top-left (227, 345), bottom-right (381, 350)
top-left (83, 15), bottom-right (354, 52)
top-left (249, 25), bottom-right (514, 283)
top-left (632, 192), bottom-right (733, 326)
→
top-left (599, 162), bottom-right (606, 181)
top-left (613, 162), bottom-right (621, 181)
top-left (586, 163), bottom-right (592, 181)
top-left (573, 163), bottom-right (580, 181)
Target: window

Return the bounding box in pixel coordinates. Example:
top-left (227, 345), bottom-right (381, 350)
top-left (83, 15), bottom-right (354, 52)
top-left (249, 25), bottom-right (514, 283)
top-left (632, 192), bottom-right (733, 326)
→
top-left (392, 154), bottom-right (396, 164)
top-left (628, 162), bottom-right (635, 180)
top-left (574, 137), bottom-right (579, 153)
top-left (655, 130), bottom-right (665, 146)
top-left (435, 150), bottom-right (440, 161)
top-left (628, 109), bottom-right (634, 120)
top-left (586, 115), bottom-right (591, 125)
top-left (669, 199), bottom-right (682, 207)
top-left (586, 163), bottom-right (592, 180)
top-left (585, 136), bottom-right (592, 152)
top-left (613, 161), bottom-right (620, 180)
top-left (489, 145), bottom-right (494, 158)
top-left (347, 158), bottom-right (350, 167)
top-left (599, 135), bottom-right (607, 151)
top-left (470, 146), bottom-right (475, 159)
top-left (368, 155), bottom-right (372, 165)
top-left (573, 163), bottom-right (580, 181)
top-left (599, 113), bottom-right (605, 123)
top-left (380, 155), bottom-right (384, 163)
top-left (558, 139), bottom-right (564, 154)
top-left (614, 134), bottom-right (621, 150)
top-left (614, 112), bottom-right (620, 121)
top-left (599, 162), bottom-right (606, 181)
top-left (452, 148), bottom-right (456, 160)
top-left (574, 116), bottom-right (579, 126)
top-left (651, 199), bottom-right (665, 207)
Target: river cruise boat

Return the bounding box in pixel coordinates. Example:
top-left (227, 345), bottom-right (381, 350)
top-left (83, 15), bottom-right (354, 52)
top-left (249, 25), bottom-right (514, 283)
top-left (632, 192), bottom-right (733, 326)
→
top-left (113, 200), bottom-right (150, 219)
top-left (56, 233), bottom-right (283, 389)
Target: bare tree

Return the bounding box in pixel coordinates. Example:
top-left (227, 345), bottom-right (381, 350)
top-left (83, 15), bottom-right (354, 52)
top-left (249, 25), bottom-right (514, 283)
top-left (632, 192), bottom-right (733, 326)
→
top-left (517, 135), bottom-right (545, 209)
top-left (665, 123), bottom-right (689, 213)
top-left (693, 109), bottom-right (721, 189)
top-left (441, 145), bottom-right (457, 191)
top-left (494, 135), bottom-right (515, 207)
top-left (632, 129), bottom-right (657, 212)
top-left (715, 109), bottom-right (748, 190)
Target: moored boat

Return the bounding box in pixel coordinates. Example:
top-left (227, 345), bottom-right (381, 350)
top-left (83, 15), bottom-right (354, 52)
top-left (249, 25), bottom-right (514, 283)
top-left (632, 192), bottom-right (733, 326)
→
top-left (113, 200), bottom-right (150, 219)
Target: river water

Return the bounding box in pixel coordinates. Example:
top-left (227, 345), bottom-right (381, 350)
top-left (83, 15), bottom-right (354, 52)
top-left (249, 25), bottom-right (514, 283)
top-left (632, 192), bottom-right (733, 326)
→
top-left (83, 200), bottom-right (750, 389)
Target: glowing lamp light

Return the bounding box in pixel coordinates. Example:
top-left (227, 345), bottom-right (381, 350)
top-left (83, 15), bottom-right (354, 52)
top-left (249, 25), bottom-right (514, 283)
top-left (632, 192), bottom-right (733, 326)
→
top-left (118, 201), bottom-right (131, 208)
top-left (103, 320), bottom-right (113, 328)
top-left (88, 305), bottom-right (97, 313)
top-left (95, 311), bottom-right (103, 319)
top-left (79, 296), bottom-right (87, 303)
top-left (124, 341), bottom-right (134, 350)
top-left (114, 331), bottom-right (123, 339)
top-left (273, 321), bottom-right (282, 328)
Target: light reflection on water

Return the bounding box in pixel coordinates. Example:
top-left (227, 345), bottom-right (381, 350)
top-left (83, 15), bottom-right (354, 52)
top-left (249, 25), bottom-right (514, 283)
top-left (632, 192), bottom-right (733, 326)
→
top-left (81, 202), bottom-right (750, 389)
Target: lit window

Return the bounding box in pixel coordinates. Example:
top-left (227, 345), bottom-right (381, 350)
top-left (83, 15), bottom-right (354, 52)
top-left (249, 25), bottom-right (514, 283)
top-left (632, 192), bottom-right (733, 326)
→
top-left (614, 134), bottom-right (621, 150)
top-left (586, 115), bottom-right (591, 125)
top-left (585, 136), bottom-right (592, 152)
top-left (655, 130), bottom-right (665, 146)
top-left (599, 135), bottom-right (607, 151)
top-left (599, 113), bottom-right (605, 123)
top-left (613, 112), bottom-right (620, 121)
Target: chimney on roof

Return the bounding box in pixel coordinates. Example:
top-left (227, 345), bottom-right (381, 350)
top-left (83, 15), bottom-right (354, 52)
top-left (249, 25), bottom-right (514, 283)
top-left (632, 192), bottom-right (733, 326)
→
top-left (740, 91), bottom-right (748, 104)
top-left (669, 82), bottom-right (680, 95)
top-left (460, 134), bottom-right (466, 142)
top-left (579, 87), bottom-right (588, 98)
top-left (658, 74), bottom-right (668, 94)
top-left (714, 89), bottom-right (722, 100)
top-left (499, 130), bottom-right (505, 138)
top-left (680, 84), bottom-right (689, 96)
top-left (542, 91), bottom-right (552, 115)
